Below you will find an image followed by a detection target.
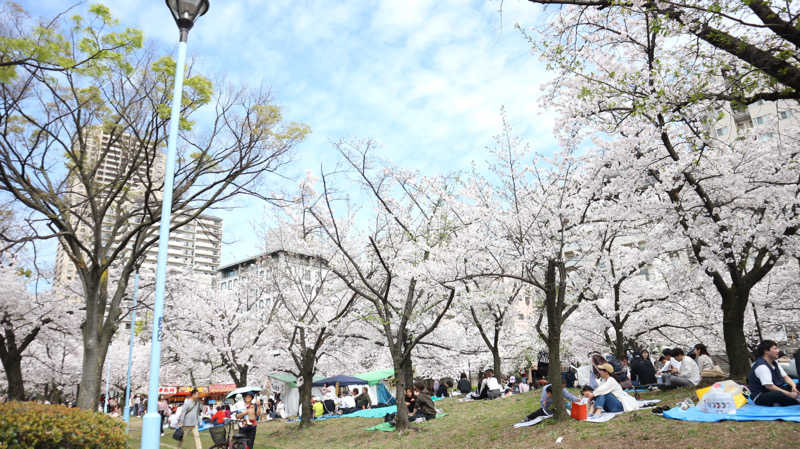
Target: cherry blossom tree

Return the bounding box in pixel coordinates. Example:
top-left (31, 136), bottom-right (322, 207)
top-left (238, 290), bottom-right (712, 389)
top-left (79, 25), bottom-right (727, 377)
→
top-left (454, 119), bottom-right (607, 420)
top-left (165, 271), bottom-right (277, 388)
top-left (0, 258), bottom-right (70, 400)
top-left (260, 209), bottom-right (358, 427)
top-left (306, 141), bottom-right (458, 431)
top-left (529, 2), bottom-right (800, 377)
top-left (525, 0), bottom-right (800, 102)
top-left (454, 278), bottom-right (525, 376)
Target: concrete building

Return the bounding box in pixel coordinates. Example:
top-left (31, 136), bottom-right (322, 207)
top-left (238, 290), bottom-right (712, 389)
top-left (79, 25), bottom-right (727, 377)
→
top-left (712, 99), bottom-right (798, 142)
top-left (53, 128), bottom-right (222, 286)
top-left (216, 249), bottom-right (323, 310)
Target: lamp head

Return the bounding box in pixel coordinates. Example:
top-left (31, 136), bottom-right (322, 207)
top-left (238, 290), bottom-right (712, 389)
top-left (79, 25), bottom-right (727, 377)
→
top-left (165, 0), bottom-right (209, 41)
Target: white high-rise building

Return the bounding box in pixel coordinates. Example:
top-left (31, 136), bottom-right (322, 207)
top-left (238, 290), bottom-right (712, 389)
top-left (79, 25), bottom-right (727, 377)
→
top-left (53, 128), bottom-right (222, 286)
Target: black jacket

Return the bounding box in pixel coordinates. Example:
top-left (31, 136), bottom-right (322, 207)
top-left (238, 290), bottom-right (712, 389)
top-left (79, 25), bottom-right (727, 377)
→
top-left (457, 378), bottom-right (471, 394)
top-left (630, 356), bottom-right (657, 385)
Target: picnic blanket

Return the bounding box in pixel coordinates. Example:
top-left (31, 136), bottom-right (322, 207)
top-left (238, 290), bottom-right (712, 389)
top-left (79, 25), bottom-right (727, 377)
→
top-left (624, 388), bottom-right (650, 393)
top-left (316, 397), bottom-right (443, 420)
top-left (365, 413), bottom-right (447, 431)
top-left (663, 403), bottom-right (800, 423)
top-left (512, 399), bottom-right (660, 428)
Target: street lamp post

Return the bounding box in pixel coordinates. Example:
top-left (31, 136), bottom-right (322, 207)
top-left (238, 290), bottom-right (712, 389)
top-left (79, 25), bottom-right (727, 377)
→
top-left (141, 2), bottom-right (209, 448)
top-left (123, 271), bottom-right (140, 431)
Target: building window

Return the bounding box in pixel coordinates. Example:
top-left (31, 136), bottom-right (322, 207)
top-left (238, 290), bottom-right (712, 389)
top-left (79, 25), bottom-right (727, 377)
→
top-left (518, 314), bottom-right (525, 321)
top-left (780, 110), bottom-right (792, 120)
top-left (754, 115), bottom-right (765, 125)
top-left (716, 126), bottom-right (728, 136)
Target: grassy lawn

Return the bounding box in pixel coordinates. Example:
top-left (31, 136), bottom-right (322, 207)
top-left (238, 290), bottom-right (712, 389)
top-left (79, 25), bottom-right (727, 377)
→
top-left (126, 388), bottom-right (799, 449)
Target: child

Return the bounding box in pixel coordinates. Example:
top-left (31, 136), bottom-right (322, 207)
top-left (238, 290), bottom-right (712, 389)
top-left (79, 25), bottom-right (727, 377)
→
top-left (522, 385), bottom-right (580, 421)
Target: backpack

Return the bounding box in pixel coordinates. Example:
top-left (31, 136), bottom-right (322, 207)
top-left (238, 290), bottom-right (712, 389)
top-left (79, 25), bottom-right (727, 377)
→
top-left (383, 412), bottom-right (396, 426)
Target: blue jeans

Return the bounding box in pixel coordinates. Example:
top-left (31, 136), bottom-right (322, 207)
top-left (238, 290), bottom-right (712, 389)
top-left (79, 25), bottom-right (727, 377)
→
top-left (594, 393), bottom-right (623, 412)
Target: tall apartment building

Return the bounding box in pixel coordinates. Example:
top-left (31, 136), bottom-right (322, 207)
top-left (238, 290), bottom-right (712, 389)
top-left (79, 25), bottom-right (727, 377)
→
top-left (53, 128), bottom-right (222, 286)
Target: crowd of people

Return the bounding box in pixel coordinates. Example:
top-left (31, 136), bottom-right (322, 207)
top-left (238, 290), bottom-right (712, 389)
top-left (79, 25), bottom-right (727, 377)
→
top-left (311, 383), bottom-right (376, 417)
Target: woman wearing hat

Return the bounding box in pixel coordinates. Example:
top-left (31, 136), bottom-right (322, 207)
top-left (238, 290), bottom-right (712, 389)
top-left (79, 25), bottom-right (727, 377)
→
top-left (584, 363), bottom-right (639, 416)
top-left (235, 392), bottom-right (259, 449)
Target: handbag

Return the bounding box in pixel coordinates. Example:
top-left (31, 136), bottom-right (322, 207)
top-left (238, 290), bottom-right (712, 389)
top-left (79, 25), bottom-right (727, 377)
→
top-left (172, 427), bottom-right (184, 441)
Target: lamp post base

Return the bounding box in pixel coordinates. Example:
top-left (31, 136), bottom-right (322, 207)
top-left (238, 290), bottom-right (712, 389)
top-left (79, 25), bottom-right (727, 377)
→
top-left (140, 413), bottom-right (163, 449)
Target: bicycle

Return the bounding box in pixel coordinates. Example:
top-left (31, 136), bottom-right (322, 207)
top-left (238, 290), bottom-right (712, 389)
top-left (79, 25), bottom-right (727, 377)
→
top-left (207, 418), bottom-right (251, 449)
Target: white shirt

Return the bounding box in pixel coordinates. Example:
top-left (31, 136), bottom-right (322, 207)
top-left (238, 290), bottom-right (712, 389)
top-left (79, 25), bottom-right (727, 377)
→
top-left (755, 362), bottom-right (787, 386)
top-left (592, 376), bottom-right (639, 412)
top-left (340, 395), bottom-right (356, 409)
top-left (482, 376), bottom-right (501, 391)
top-left (169, 407), bottom-right (181, 428)
top-left (659, 358), bottom-right (681, 373)
top-left (678, 356), bottom-right (701, 385)
top-left (320, 387), bottom-right (334, 401)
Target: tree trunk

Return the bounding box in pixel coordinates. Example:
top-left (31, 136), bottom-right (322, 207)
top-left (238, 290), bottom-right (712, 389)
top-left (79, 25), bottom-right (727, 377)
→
top-left (1, 352), bottom-right (24, 401)
top-left (546, 327), bottom-right (565, 420)
top-left (613, 326), bottom-right (625, 360)
top-left (492, 349), bottom-right (502, 378)
top-left (721, 287), bottom-right (751, 378)
top-left (76, 275), bottom-right (121, 410)
top-left (77, 337), bottom-right (106, 410)
top-left (299, 351), bottom-right (316, 428)
top-left (393, 355), bottom-right (411, 431)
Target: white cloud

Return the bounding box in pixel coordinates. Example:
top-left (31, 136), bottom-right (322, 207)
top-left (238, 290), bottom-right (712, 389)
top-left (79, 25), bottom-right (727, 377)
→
top-left (28, 0), bottom-right (558, 263)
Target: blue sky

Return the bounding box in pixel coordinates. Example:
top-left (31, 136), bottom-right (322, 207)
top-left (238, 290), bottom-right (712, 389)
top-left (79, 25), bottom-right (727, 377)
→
top-left (30, 0), bottom-right (558, 265)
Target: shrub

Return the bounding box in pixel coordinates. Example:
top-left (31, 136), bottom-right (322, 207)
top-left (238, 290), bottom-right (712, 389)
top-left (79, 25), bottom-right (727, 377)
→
top-left (0, 401), bottom-right (125, 449)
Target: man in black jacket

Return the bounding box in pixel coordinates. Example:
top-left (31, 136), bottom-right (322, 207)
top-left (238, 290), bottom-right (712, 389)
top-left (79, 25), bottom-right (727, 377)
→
top-left (630, 350), bottom-right (657, 386)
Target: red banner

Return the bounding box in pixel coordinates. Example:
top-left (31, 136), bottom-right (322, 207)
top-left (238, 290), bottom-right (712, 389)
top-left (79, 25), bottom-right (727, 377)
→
top-left (158, 386), bottom-right (177, 395)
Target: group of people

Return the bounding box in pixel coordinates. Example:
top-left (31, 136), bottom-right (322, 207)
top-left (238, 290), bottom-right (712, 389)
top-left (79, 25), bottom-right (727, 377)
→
top-left (312, 384), bottom-right (374, 417)
top-left (170, 388), bottom-right (261, 449)
top-left (523, 359), bottom-right (642, 422)
top-left (403, 381), bottom-right (438, 421)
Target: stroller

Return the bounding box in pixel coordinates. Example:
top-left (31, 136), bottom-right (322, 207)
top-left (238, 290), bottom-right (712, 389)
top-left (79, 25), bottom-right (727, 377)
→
top-left (208, 419), bottom-right (251, 449)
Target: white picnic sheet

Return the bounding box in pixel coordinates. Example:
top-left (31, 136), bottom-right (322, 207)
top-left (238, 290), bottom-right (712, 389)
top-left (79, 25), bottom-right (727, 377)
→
top-left (513, 399), bottom-right (661, 427)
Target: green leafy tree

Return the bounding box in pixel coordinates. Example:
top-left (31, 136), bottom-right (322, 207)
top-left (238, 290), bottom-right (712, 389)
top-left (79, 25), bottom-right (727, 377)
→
top-left (0, 4), bottom-right (308, 409)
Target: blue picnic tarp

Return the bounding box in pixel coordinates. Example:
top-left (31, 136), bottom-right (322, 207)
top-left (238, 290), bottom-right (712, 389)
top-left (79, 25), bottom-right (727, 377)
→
top-left (663, 403), bottom-right (800, 423)
top-left (314, 396), bottom-right (442, 420)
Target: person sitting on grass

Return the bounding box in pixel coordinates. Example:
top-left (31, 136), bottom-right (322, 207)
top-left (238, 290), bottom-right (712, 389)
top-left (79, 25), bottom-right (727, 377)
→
top-left (457, 372), bottom-right (471, 395)
top-left (661, 348), bottom-right (700, 388)
top-left (409, 381), bottom-right (437, 422)
top-left (630, 350), bottom-right (657, 386)
top-left (583, 363), bottom-right (639, 415)
top-left (522, 384), bottom-right (580, 422)
top-left (748, 340), bottom-right (800, 407)
top-left (436, 379), bottom-right (451, 398)
top-left (355, 387), bottom-right (371, 410)
top-left (658, 349), bottom-right (681, 375)
top-left (404, 386), bottom-right (417, 414)
top-left (211, 406), bottom-right (226, 425)
top-left (338, 390), bottom-right (357, 414)
top-left (311, 396), bottom-right (324, 418)
top-left (480, 369), bottom-right (503, 399)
